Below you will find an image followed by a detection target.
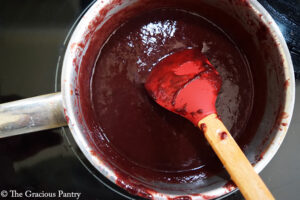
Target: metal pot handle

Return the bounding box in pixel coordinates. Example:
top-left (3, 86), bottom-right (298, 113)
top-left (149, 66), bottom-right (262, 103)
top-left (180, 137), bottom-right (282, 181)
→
top-left (0, 92), bottom-right (67, 138)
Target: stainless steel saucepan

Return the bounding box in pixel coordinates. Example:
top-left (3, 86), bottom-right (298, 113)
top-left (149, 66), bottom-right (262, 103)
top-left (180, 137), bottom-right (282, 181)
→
top-left (0, 0), bottom-right (295, 199)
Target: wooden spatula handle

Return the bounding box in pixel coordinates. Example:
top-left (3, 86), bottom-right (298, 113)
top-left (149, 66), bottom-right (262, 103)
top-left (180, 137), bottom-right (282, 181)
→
top-left (198, 114), bottom-right (274, 200)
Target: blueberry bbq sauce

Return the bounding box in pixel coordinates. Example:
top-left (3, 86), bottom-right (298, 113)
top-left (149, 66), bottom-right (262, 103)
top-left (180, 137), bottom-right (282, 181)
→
top-left (80, 8), bottom-right (256, 185)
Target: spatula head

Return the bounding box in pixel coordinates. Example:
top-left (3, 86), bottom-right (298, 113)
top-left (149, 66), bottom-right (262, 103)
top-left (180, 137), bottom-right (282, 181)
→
top-left (145, 48), bottom-right (222, 125)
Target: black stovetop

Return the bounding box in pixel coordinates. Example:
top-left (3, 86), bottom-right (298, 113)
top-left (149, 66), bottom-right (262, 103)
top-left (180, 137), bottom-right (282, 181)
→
top-left (0, 0), bottom-right (299, 199)
top-left (259, 0), bottom-right (300, 78)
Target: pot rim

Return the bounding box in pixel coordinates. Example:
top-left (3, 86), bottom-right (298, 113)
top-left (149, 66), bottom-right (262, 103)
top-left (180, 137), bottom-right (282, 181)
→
top-left (61, 0), bottom-right (295, 199)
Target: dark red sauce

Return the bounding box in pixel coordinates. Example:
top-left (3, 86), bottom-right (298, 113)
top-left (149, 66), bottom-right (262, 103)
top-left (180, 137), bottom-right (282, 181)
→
top-left (81, 8), bottom-right (255, 184)
top-left (200, 123), bottom-right (207, 132)
top-left (63, 108), bottom-right (69, 124)
top-left (169, 196), bottom-right (192, 200)
top-left (223, 180), bottom-right (236, 192)
top-left (220, 132), bottom-right (228, 140)
top-left (284, 79), bottom-right (290, 89)
top-left (77, 1), bottom-right (271, 193)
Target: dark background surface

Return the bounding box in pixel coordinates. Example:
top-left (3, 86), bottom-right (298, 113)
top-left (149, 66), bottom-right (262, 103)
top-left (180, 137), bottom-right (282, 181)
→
top-left (0, 0), bottom-right (299, 199)
top-left (259, 0), bottom-right (300, 78)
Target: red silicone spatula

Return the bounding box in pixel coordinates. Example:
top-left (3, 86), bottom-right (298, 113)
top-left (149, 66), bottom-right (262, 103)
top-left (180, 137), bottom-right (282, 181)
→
top-left (145, 48), bottom-right (274, 200)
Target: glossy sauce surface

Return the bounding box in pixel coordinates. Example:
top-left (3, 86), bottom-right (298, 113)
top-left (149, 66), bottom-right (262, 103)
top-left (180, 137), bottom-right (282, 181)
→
top-left (89, 9), bottom-right (254, 183)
